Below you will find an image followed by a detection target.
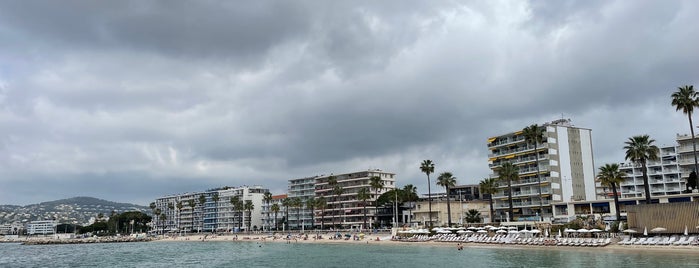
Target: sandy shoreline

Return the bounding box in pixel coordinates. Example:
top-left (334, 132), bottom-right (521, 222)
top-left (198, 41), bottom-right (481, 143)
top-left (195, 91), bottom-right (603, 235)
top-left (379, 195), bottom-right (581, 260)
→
top-left (148, 233), bottom-right (699, 254)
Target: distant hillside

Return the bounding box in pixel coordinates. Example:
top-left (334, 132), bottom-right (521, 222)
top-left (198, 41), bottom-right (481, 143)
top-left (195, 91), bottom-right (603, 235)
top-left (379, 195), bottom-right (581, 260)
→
top-left (0, 196), bottom-right (150, 225)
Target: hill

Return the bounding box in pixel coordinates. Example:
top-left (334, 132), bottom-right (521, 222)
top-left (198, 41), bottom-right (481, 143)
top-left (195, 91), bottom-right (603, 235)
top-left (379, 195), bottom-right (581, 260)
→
top-left (0, 196), bottom-right (150, 225)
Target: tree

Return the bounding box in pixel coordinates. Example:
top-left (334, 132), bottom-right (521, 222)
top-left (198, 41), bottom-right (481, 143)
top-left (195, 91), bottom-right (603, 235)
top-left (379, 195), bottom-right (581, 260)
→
top-left (290, 197), bottom-right (302, 230)
top-left (263, 192), bottom-right (273, 232)
top-left (305, 197), bottom-right (316, 230)
top-left (244, 200), bottom-right (254, 233)
top-left (154, 208), bottom-right (162, 234)
top-left (357, 187), bottom-right (371, 230)
top-left (597, 163), bottom-right (624, 222)
top-left (333, 185), bottom-right (345, 229)
top-left (234, 199), bottom-right (244, 230)
top-left (188, 199), bottom-right (196, 233)
top-left (420, 160), bottom-right (435, 227)
top-left (176, 201), bottom-right (183, 232)
top-left (211, 193), bottom-right (219, 232)
top-left (327, 176), bottom-right (338, 229)
top-left (402, 184), bottom-right (418, 225)
top-left (464, 209), bottom-right (482, 223)
top-left (624, 135), bottom-right (659, 203)
top-left (271, 203), bottom-right (280, 231)
top-left (479, 178), bottom-right (497, 223)
top-left (281, 198), bottom-right (291, 231)
top-left (230, 196), bottom-right (240, 230)
top-left (672, 85), bottom-right (699, 188)
top-left (523, 124), bottom-right (546, 221)
top-left (316, 196), bottom-right (327, 230)
top-left (369, 176), bottom-right (383, 227)
top-left (498, 162), bottom-right (519, 222)
top-left (198, 194), bottom-right (207, 233)
top-left (159, 214), bottom-right (167, 233)
top-left (436, 172), bottom-right (456, 226)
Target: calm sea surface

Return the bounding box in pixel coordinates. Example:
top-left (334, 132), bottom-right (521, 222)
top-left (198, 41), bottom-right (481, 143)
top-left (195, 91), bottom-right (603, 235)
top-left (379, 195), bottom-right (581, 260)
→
top-left (2, 241), bottom-right (699, 268)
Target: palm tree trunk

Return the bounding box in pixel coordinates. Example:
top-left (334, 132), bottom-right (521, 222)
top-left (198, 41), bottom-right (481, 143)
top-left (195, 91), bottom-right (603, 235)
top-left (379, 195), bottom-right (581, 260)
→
top-left (689, 115), bottom-right (699, 189)
top-left (321, 208), bottom-right (325, 230)
top-left (534, 143), bottom-right (543, 221)
top-left (612, 183), bottom-right (621, 221)
top-left (446, 186), bottom-right (452, 226)
top-left (274, 212), bottom-right (278, 231)
top-left (508, 179), bottom-right (513, 222)
top-left (489, 197), bottom-right (494, 223)
top-left (363, 203), bottom-right (367, 230)
top-left (641, 160), bottom-right (651, 203)
top-left (427, 174), bottom-right (432, 227)
top-left (297, 207), bottom-right (301, 230)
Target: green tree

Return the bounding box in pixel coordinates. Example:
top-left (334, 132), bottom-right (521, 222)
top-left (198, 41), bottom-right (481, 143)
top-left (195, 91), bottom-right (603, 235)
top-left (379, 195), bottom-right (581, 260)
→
top-left (523, 124), bottom-right (546, 221)
top-left (198, 194), bottom-right (207, 233)
top-left (154, 208), bottom-right (162, 234)
top-left (597, 163), bottom-right (624, 222)
top-left (479, 178), bottom-right (498, 223)
top-left (290, 197), bottom-right (302, 230)
top-left (159, 214), bottom-right (167, 232)
top-left (176, 201), bottom-right (183, 232)
top-left (234, 198), bottom-right (244, 230)
top-left (271, 203), bottom-right (280, 231)
top-left (464, 209), bottom-right (482, 223)
top-left (316, 196), bottom-right (327, 230)
top-left (420, 160), bottom-right (435, 227)
top-left (436, 172), bottom-right (456, 226)
top-left (327, 176), bottom-right (339, 229)
top-left (229, 196), bottom-right (240, 230)
top-left (402, 184), bottom-right (418, 225)
top-left (211, 193), bottom-right (220, 232)
top-left (369, 176), bottom-right (383, 227)
top-left (305, 197), bottom-right (316, 230)
top-left (263, 192), bottom-right (273, 232)
top-left (281, 198), bottom-right (291, 231)
top-left (672, 85), bottom-right (699, 188)
top-left (498, 162), bottom-right (520, 222)
top-left (188, 199), bottom-right (196, 233)
top-left (244, 200), bottom-right (254, 233)
top-left (333, 185), bottom-right (345, 229)
top-left (624, 135), bottom-right (659, 203)
top-left (357, 187), bottom-right (371, 230)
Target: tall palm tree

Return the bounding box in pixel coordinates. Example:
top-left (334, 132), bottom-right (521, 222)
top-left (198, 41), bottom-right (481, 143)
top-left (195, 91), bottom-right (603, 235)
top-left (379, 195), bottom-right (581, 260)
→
top-left (597, 163), bottom-right (624, 222)
top-left (176, 201), bottom-right (183, 232)
top-left (159, 214), bottom-right (167, 233)
top-left (187, 199), bottom-right (196, 233)
top-left (369, 176), bottom-right (383, 227)
top-left (402, 184), bottom-right (419, 225)
top-left (498, 162), bottom-right (520, 222)
top-left (271, 203), bottom-right (280, 231)
top-left (479, 178), bottom-right (498, 223)
top-left (244, 200), bottom-right (254, 233)
top-left (437, 172), bottom-right (457, 226)
top-left (624, 135), bottom-right (659, 203)
top-left (523, 124), bottom-right (546, 221)
top-left (357, 187), bottom-right (371, 230)
top-left (316, 196), bottom-right (327, 230)
top-left (211, 193), bottom-right (219, 232)
top-left (327, 176), bottom-right (339, 229)
top-left (198, 194), bottom-right (206, 233)
top-left (234, 199), bottom-right (244, 230)
top-left (290, 197), bottom-right (302, 230)
top-left (305, 197), bottom-right (316, 230)
top-left (154, 208), bottom-right (162, 234)
top-left (420, 160), bottom-right (435, 227)
top-left (281, 198), bottom-right (291, 231)
top-left (672, 85), bottom-right (699, 188)
top-left (229, 196), bottom-right (239, 231)
top-left (263, 192), bottom-right (273, 232)
top-left (149, 202), bottom-right (156, 232)
top-left (333, 185), bottom-right (345, 229)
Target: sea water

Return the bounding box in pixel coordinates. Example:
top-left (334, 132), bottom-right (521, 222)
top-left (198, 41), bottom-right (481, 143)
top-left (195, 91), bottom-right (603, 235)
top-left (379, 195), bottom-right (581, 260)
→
top-left (2, 241), bottom-right (699, 268)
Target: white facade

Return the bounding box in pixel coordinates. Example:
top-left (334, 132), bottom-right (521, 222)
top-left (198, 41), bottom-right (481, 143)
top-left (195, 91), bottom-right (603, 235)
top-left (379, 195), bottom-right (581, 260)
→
top-left (27, 220), bottom-right (57, 235)
top-left (287, 176), bottom-right (317, 230)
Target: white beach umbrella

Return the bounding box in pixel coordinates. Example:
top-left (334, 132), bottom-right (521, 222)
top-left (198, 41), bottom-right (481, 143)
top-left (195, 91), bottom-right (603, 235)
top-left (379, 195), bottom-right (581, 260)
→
top-left (438, 230), bottom-right (452, 234)
top-left (558, 229), bottom-right (562, 237)
top-left (650, 227), bottom-right (666, 233)
top-left (508, 230), bottom-right (519, 234)
top-left (577, 229), bottom-right (589, 233)
top-left (508, 226), bottom-right (518, 230)
top-left (618, 222), bottom-right (624, 231)
top-left (530, 229), bottom-right (541, 234)
top-left (456, 230), bottom-right (468, 234)
top-left (467, 227), bottom-right (477, 230)
top-left (590, 229), bottom-right (602, 233)
top-left (475, 227), bottom-right (485, 230)
top-left (477, 230), bottom-right (488, 233)
top-left (432, 227), bottom-right (442, 231)
top-left (544, 229), bottom-right (549, 237)
top-left (564, 228), bottom-right (576, 233)
top-left (496, 229), bottom-right (507, 234)
top-left (622, 229), bottom-right (637, 233)
top-left (643, 227), bottom-right (648, 236)
top-left (685, 225), bottom-right (689, 236)
top-left (484, 225), bottom-right (495, 229)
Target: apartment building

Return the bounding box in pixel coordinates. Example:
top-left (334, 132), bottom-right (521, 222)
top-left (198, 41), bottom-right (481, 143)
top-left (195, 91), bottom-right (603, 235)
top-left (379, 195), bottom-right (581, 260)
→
top-left (27, 220), bottom-right (57, 235)
top-left (287, 176), bottom-right (317, 230)
top-left (487, 119), bottom-right (596, 222)
top-left (261, 194), bottom-right (287, 231)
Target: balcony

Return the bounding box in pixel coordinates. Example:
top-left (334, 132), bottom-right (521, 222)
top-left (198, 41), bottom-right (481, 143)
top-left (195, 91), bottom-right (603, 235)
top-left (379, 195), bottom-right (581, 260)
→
top-left (495, 200), bottom-right (551, 208)
top-left (496, 177), bottom-right (550, 188)
top-left (493, 189), bottom-right (551, 198)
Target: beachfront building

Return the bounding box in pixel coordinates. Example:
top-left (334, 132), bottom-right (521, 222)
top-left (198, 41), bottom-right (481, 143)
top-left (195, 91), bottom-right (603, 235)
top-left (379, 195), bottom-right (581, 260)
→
top-left (447, 184), bottom-right (484, 201)
top-left (154, 185), bottom-right (268, 233)
top-left (412, 199), bottom-right (490, 226)
top-left (314, 169), bottom-right (396, 230)
top-left (287, 176), bottom-right (318, 231)
top-left (676, 134), bottom-right (699, 189)
top-left (26, 220), bottom-right (57, 235)
top-left (487, 119), bottom-right (596, 222)
top-left (0, 222), bottom-right (23, 235)
top-left (262, 194), bottom-right (287, 232)
top-left (596, 145), bottom-right (684, 200)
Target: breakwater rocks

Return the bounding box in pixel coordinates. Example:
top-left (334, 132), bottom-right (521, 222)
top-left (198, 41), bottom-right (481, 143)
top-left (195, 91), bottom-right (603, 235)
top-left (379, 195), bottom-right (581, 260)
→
top-left (21, 236), bottom-right (154, 245)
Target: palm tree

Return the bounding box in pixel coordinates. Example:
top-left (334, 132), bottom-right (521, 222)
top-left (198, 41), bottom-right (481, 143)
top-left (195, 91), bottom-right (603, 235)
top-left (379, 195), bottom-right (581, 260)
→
top-left (327, 176), bottom-right (339, 229)
top-left (357, 187), bottom-right (371, 230)
top-left (263, 192), bottom-right (273, 232)
top-left (624, 135), bottom-right (659, 203)
top-left (154, 208), bottom-right (162, 234)
top-left (234, 199), bottom-right (244, 230)
top-left (333, 185), bottom-right (345, 229)
top-left (244, 200), bottom-right (254, 233)
top-left (229, 196), bottom-right (239, 231)
top-left (672, 85), bottom-right (699, 188)
top-left (198, 194), bottom-right (206, 233)
top-left (436, 172), bottom-right (457, 226)
top-left (464, 209), bottom-right (482, 223)
top-left (479, 178), bottom-right (498, 223)
top-left (290, 197), bottom-right (302, 230)
top-left (420, 160), bottom-right (435, 227)
top-left (149, 202), bottom-right (156, 232)
top-left (316, 196), bottom-right (327, 230)
top-left (498, 162), bottom-right (520, 222)
top-left (597, 163), bottom-right (624, 222)
top-left (523, 124), bottom-right (546, 221)
top-left (271, 203), bottom-right (280, 231)
top-left (369, 176), bottom-right (383, 227)
top-left (305, 197), bottom-right (316, 230)
top-left (211, 193), bottom-right (219, 232)
top-left (159, 214), bottom-right (167, 233)
top-left (187, 199), bottom-right (196, 233)
top-left (176, 201), bottom-right (183, 232)
top-left (281, 198), bottom-right (291, 231)
top-left (402, 184), bottom-right (418, 225)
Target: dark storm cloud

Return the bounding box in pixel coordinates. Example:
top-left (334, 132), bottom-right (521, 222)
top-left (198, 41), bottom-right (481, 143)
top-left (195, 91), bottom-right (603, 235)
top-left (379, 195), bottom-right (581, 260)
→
top-left (0, 1), bottom-right (698, 205)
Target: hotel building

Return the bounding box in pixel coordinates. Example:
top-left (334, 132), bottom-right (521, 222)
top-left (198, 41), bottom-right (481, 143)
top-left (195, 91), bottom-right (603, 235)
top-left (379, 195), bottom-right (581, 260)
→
top-left (487, 119), bottom-right (596, 221)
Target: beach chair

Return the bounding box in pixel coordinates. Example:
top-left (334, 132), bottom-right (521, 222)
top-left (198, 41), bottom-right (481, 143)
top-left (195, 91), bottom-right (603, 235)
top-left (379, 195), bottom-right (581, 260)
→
top-left (664, 236), bottom-right (676, 245)
top-left (602, 238), bottom-right (611, 246)
top-left (682, 236), bottom-right (696, 245)
top-left (672, 236), bottom-right (686, 245)
top-left (618, 237), bottom-right (631, 245)
top-left (633, 237), bottom-right (646, 245)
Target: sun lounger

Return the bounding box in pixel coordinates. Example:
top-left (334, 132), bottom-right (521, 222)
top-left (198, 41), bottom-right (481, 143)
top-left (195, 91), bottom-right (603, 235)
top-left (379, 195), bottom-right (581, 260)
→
top-left (683, 236), bottom-right (696, 245)
top-left (633, 237), bottom-right (646, 245)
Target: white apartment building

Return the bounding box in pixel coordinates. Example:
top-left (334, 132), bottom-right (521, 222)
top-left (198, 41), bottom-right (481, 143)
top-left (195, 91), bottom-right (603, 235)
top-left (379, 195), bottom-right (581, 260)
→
top-left (315, 169), bottom-right (396, 229)
top-left (596, 145), bottom-right (685, 200)
top-left (261, 194), bottom-right (287, 232)
top-left (677, 134), bottom-right (699, 184)
top-left (27, 220), bottom-right (57, 235)
top-left (287, 176), bottom-right (317, 230)
top-left (487, 119), bottom-right (596, 222)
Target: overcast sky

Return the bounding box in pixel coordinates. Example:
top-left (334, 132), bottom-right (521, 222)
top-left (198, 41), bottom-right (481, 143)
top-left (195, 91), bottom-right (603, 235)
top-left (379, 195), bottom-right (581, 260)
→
top-left (1, 1), bottom-right (698, 206)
